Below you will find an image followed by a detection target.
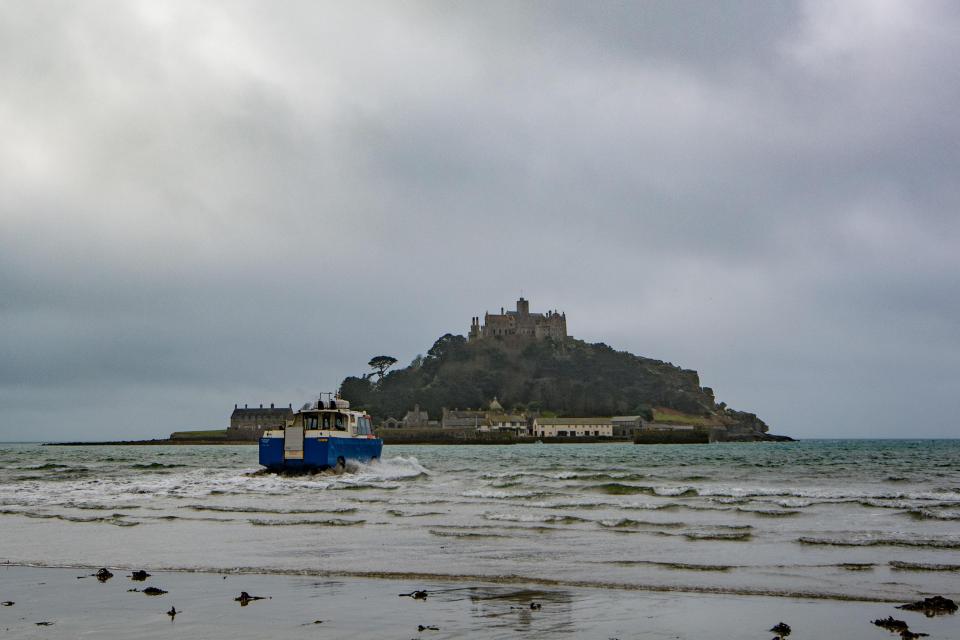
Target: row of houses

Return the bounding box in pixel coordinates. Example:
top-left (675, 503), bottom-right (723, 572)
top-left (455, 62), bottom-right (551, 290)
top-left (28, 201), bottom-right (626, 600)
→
top-left (381, 398), bottom-right (652, 439)
top-left (230, 398), bottom-right (699, 440)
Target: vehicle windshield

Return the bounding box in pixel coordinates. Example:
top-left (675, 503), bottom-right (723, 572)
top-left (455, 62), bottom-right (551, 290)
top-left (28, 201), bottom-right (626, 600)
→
top-left (304, 412), bottom-right (348, 431)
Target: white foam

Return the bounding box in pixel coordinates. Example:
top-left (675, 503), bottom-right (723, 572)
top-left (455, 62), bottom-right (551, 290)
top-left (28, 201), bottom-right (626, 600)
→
top-left (697, 485), bottom-right (960, 502)
top-left (653, 485), bottom-right (694, 496)
top-left (774, 498), bottom-right (813, 508)
top-left (0, 455), bottom-right (432, 508)
top-left (353, 455), bottom-right (431, 481)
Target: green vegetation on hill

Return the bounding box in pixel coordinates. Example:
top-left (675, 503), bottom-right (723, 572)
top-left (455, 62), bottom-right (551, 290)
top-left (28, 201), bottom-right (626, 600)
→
top-left (168, 429), bottom-right (231, 440)
top-left (338, 334), bottom-right (768, 436)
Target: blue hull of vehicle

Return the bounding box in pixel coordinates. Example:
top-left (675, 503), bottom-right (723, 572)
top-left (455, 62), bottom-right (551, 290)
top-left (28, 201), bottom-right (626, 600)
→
top-left (259, 436), bottom-right (383, 471)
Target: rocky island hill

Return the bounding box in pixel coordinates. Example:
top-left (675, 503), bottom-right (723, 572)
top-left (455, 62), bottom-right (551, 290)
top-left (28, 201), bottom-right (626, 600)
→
top-left (339, 298), bottom-right (784, 442)
top-left (51, 297), bottom-right (784, 445)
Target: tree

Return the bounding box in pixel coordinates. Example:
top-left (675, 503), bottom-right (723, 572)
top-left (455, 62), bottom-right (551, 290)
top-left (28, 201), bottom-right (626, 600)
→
top-left (338, 376), bottom-right (373, 408)
top-left (368, 355), bottom-right (398, 381)
top-left (427, 333), bottom-right (466, 360)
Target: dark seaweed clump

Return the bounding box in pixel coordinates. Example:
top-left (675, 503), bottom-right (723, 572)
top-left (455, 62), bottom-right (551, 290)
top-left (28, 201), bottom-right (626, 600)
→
top-left (897, 595), bottom-right (957, 617)
top-left (873, 616), bottom-right (908, 632)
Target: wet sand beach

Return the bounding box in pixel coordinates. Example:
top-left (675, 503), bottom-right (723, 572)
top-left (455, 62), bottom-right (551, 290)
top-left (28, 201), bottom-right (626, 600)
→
top-left (2, 565), bottom-right (957, 639)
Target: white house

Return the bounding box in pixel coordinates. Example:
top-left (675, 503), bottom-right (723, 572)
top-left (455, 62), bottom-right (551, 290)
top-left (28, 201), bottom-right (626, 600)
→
top-left (532, 417), bottom-right (614, 438)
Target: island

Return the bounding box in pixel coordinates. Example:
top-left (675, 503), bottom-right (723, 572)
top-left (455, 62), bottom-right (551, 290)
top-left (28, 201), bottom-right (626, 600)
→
top-left (49, 297), bottom-right (791, 445)
top-left (336, 297), bottom-right (790, 444)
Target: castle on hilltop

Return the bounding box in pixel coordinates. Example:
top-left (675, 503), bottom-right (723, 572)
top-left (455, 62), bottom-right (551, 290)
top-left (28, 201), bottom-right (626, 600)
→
top-left (468, 297), bottom-right (567, 341)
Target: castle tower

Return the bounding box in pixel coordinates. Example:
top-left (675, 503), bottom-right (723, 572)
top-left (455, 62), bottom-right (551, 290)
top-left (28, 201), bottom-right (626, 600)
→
top-left (472, 297), bottom-right (567, 341)
top-left (516, 297), bottom-right (529, 316)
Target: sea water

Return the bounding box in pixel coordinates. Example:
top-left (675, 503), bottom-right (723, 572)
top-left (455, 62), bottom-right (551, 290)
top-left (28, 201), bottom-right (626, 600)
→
top-left (1, 440), bottom-right (958, 602)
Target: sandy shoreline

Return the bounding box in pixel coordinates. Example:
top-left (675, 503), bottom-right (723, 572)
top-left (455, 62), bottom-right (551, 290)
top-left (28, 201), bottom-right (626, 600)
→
top-left (2, 565), bottom-right (957, 639)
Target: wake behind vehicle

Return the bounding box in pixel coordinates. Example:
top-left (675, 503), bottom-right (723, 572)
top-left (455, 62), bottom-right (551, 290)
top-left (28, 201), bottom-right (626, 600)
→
top-left (259, 396), bottom-right (382, 471)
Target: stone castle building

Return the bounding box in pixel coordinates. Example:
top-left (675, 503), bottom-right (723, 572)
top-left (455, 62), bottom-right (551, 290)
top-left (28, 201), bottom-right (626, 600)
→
top-left (229, 403), bottom-right (293, 436)
top-left (468, 297), bottom-right (567, 341)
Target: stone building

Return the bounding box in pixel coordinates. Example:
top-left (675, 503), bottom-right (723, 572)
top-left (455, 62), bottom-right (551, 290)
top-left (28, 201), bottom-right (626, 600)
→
top-left (468, 297), bottom-right (567, 341)
top-left (439, 398), bottom-right (524, 431)
top-left (532, 417), bottom-right (614, 438)
top-left (402, 404), bottom-right (434, 427)
top-left (441, 408), bottom-right (486, 429)
top-left (478, 397), bottom-right (526, 434)
top-left (611, 415), bottom-right (646, 438)
top-left (377, 405), bottom-right (438, 430)
top-left (229, 403), bottom-right (293, 436)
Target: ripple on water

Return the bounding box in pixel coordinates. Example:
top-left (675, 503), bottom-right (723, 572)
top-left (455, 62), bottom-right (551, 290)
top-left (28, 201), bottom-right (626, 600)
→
top-left (889, 561), bottom-right (960, 572)
top-left (735, 507), bottom-right (802, 517)
top-left (428, 530), bottom-right (512, 539)
top-left (0, 509), bottom-right (138, 527)
top-left (184, 504), bottom-right (358, 515)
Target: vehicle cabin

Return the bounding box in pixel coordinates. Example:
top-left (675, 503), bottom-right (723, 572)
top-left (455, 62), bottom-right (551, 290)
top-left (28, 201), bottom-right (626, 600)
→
top-left (279, 399), bottom-right (375, 437)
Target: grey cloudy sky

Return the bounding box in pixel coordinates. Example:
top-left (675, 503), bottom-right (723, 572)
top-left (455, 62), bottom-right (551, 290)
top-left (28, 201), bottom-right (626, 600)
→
top-left (2, 1), bottom-right (958, 440)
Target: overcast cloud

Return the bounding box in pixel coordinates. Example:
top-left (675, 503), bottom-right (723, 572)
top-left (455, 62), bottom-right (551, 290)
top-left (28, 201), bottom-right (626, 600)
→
top-left (1, 1), bottom-right (958, 440)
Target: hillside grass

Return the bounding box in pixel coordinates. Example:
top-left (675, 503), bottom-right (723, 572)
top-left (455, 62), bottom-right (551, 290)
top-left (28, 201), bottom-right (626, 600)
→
top-left (651, 408), bottom-right (716, 427)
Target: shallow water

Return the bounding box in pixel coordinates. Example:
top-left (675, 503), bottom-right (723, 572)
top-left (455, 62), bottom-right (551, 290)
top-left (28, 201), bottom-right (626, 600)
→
top-left (1, 440), bottom-right (959, 603)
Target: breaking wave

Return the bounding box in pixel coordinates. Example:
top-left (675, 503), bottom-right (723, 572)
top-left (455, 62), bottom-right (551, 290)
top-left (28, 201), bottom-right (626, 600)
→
top-left (525, 499), bottom-right (618, 510)
top-left (460, 489), bottom-right (552, 500)
top-left (597, 518), bottom-right (686, 529)
top-left (482, 471), bottom-right (648, 482)
top-left (357, 456), bottom-right (432, 481)
top-left (681, 530), bottom-right (752, 542)
top-left (248, 518), bottom-right (365, 527)
top-left (903, 508), bottom-right (960, 520)
top-left (697, 486), bottom-right (960, 502)
top-left (798, 534), bottom-right (960, 549)
top-left (385, 509), bottom-right (446, 517)
top-left (588, 483), bottom-right (699, 497)
top-left (484, 512), bottom-right (591, 525)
